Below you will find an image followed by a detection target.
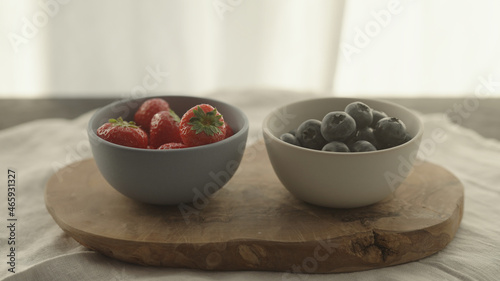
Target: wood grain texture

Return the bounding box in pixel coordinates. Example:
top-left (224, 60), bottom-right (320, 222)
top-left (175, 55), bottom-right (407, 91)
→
top-left (45, 141), bottom-right (464, 273)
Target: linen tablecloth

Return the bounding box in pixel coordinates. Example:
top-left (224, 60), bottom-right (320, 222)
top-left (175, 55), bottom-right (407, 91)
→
top-left (1, 92), bottom-right (499, 281)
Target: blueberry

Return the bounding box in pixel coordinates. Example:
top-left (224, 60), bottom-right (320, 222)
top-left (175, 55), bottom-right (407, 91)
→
top-left (403, 132), bottom-right (412, 144)
top-left (350, 140), bottom-right (377, 152)
top-left (279, 133), bottom-right (301, 146)
top-left (354, 127), bottom-right (377, 145)
top-left (322, 141), bottom-right (350, 152)
top-left (374, 117), bottom-right (408, 149)
top-left (345, 102), bottom-right (373, 129)
top-left (295, 119), bottom-right (327, 150)
top-left (288, 128), bottom-right (297, 136)
top-left (370, 110), bottom-right (388, 128)
top-left (321, 111), bottom-right (356, 142)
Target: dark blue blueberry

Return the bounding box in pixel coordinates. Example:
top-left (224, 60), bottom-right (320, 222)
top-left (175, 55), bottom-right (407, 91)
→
top-left (295, 119), bottom-right (327, 150)
top-left (279, 132), bottom-right (301, 146)
top-left (320, 111), bottom-right (356, 142)
top-left (374, 117), bottom-right (408, 149)
top-left (403, 132), bottom-right (412, 144)
top-left (354, 127), bottom-right (377, 144)
top-left (322, 141), bottom-right (350, 152)
top-left (288, 128), bottom-right (297, 136)
top-left (370, 110), bottom-right (388, 128)
top-left (345, 102), bottom-right (373, 129)
top-left (350, 140), bottom-right (377, 152)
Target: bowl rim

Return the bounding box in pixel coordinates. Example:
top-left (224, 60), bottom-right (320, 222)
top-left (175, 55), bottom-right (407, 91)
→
top-left (88, 94), bottom-right (249, 152)
top-left (262, 96), bottom-right (424, 155)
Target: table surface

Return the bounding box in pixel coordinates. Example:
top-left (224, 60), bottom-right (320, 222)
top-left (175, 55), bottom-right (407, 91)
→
top-left (1, 97), bottom-right (499, 140)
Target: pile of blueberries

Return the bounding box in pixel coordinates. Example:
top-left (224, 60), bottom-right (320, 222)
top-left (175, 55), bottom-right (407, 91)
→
top-left (279, 101), bottom-right (412, 152)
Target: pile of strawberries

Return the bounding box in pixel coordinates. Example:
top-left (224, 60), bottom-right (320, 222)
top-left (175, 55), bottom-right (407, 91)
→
top-left (96, 98), bottom-right (233, 149)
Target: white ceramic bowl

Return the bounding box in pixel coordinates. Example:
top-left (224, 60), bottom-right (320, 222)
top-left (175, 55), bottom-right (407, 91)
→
top-left (262, 97), bottom-right (423, 208)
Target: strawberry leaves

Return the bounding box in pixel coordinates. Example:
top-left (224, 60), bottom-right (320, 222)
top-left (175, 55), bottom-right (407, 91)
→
top-left (109, 117), bottom-right (140, 128)
top-left (169, 109), bottom-right (181, 123)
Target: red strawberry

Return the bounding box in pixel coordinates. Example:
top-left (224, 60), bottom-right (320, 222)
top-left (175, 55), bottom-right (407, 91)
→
top-left (134, 98), bottom-right (170, 133)
top-left (225, 123), bottom-right (234, 139)
top-left (179, 104), bottom-right (227, 147)
top-left (158, 142), bottom-right (188, 150)
top-left (97, 117), bottom-right (148, 148)
top-left (149, 109), bottom-right (182, 148)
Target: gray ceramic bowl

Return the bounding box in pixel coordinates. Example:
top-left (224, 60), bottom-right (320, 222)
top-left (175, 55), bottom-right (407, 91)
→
top-left (262, 97), bottom-right (423, 208)
top-left (88, 95), bottom-right (249, 205)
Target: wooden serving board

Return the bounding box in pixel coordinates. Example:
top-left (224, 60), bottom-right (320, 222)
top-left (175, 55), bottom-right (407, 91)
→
top-left (45, 141), bottom-right (464, 273)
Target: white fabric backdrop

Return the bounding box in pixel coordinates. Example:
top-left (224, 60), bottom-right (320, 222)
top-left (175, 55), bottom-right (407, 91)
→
top-left (2, 0), bottom-right (500, 98)
top-left (336, 0), bottom-right (500, 97)
top-left (0, 91), bottom-right (499, 280)
top-left (1, 0), bottom-right (344, 97)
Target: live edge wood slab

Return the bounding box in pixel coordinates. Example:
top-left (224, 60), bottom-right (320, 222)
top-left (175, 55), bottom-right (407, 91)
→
top-left (45, 141), bottom-right (464, 273)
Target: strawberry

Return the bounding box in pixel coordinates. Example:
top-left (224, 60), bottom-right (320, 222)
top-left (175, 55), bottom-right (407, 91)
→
top-left (158, 142), bottom-right (188, 150)
top-left (149, 109), bottom-right (182, 148)
top-left (225, 123), bottom-right (234, 139)
top-left (134, 98), bottom-right (170, 133)
top-left (97, 117), bottom-right (148, 148)
top-left (179, 104), bottom-right (227, 147)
